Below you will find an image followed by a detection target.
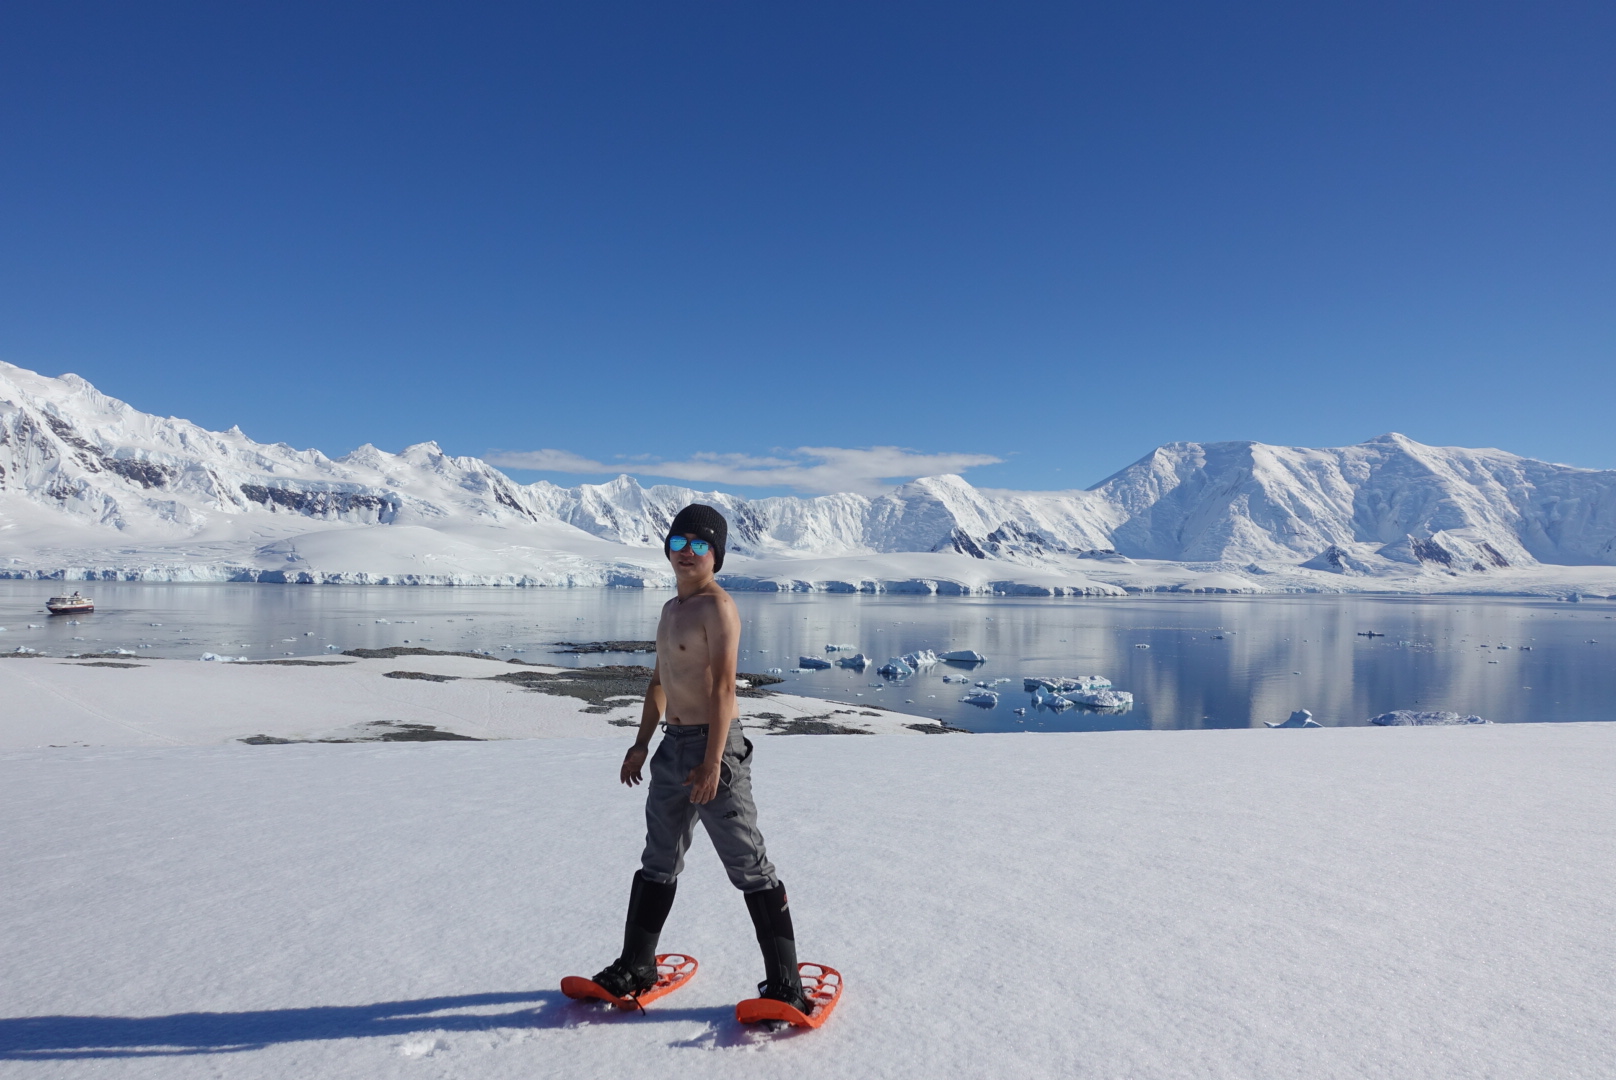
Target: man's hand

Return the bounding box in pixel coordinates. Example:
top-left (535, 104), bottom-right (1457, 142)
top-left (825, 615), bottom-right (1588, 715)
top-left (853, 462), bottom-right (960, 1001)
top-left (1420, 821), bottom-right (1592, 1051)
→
top-left (621, 745), bottom-right (649, 787)
top-left (684, 761), bottom-right (721, 804)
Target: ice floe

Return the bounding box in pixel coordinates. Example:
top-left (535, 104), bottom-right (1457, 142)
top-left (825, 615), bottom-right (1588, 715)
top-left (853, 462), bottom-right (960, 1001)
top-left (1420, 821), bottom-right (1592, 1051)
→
top-left (1369, 710), bottom-right (1490, 726)
top-left (1265, 709), bottom-right (1322, 728)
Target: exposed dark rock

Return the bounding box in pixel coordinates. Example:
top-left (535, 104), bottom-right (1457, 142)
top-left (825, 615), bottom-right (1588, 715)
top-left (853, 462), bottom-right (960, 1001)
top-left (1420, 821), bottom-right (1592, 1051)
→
top-left (343, 647), bottom-right (501, 661)
top-left (934, 527), bottom-right (987, 559)
top-left (758, 713), bottom-right (873, 735)
top-left (383, 670), bottom-right (459, 682)
top-left (1410, 537), bottom-right (1453, 566)
top-left (240, 484), bottom-right (400, 522)
top-left (904, 721), bottom-right (973, 734)
top-left (106, 457), bottom-right (176, 489)
top-left (551, 640), bottom-right (657, 654)
top-left (375, 724), bottom-right (480, 741)
top-left (73, 661), bottom-right (145, 668)
top-left (494, 665), bottom-right (781, 709)
top-left (238, 659), bottom-right (356, 666)
top-left (492, 665), bottom-right (656, 709)
top-left (240, 722), bottom-right (482, 744)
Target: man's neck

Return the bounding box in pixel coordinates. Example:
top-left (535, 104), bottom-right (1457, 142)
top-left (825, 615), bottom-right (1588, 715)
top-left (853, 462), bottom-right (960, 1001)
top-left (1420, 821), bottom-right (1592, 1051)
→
top-left (676, 572), bottom-right (715, 602)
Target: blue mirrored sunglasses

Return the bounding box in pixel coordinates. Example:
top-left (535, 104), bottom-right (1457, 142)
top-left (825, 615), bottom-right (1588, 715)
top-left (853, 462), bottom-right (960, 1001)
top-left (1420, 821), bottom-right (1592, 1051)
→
top-left (668, 536), bottom-right (711, 556)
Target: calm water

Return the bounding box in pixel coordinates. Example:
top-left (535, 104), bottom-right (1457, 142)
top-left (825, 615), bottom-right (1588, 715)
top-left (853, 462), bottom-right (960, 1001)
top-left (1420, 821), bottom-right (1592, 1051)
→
top-left (3, 582), bottom-right (1613, 732)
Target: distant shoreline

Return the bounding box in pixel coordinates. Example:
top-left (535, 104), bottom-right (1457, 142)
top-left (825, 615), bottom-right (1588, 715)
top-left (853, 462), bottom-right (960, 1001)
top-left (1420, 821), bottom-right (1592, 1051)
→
top-left (2, 566), bottom-right (1613, 600)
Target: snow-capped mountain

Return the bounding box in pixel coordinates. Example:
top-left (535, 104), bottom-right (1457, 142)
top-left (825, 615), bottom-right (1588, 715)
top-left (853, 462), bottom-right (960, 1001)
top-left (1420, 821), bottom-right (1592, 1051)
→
top-left (3, 361), bottom-right (1615, 594)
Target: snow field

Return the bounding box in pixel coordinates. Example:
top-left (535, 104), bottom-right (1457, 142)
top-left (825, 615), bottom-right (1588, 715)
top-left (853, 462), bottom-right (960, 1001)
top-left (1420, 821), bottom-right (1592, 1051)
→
top-left (0, 656), bottom-right (933, 749)
top-left (2, 723), bottom-right (1613, 1078)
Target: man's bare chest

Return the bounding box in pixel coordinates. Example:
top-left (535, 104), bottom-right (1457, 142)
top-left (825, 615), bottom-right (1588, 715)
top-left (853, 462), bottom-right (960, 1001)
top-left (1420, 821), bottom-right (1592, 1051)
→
top-left (657, 606), bottom-right (708, 664)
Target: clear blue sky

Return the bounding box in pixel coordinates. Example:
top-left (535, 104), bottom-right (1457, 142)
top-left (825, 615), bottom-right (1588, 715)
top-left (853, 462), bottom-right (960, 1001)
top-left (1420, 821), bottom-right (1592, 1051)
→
top-left (2, 2), bottom-right (1612, 494)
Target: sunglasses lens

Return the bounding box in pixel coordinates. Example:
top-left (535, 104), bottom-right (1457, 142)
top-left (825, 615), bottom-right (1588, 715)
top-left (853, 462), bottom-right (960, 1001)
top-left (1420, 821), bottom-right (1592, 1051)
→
top-left (668, 536), bottom-right (711, 556)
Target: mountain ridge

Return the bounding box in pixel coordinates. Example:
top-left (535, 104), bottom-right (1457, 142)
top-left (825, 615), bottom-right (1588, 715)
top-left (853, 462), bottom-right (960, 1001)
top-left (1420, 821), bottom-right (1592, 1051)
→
top-left (3, 361), bottom-right (1614, 593)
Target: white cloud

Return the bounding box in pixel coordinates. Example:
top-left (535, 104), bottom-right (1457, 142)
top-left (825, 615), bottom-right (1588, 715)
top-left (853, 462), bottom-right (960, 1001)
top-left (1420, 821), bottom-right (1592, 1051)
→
top-left (484, 445), bottom-right (1003, 495)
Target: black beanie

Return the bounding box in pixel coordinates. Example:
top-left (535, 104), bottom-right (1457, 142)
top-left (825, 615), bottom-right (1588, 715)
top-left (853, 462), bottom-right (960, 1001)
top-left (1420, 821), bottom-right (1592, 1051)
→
top-left (665, 504), bottom-right (728, 572)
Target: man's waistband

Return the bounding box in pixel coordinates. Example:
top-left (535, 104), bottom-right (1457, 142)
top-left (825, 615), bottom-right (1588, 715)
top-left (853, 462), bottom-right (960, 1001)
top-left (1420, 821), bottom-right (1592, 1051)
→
top-left (661, 721), bottom-right (741, 736)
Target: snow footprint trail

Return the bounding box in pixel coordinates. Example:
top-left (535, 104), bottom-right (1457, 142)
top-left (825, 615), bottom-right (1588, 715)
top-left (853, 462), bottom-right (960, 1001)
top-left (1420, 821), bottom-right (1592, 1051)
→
top-left (0, 661), bottom-right (184, 746)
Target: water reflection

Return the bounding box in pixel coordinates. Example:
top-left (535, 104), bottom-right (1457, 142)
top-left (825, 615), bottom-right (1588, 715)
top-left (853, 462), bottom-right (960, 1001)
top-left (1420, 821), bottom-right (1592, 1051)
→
top-left (1, 583), bottom-right (1612, 732)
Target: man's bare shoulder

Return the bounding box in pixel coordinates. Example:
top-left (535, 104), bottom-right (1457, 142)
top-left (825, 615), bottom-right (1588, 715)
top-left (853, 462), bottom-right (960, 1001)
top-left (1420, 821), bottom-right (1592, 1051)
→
top-left (679, 584), bottom-right (735, 619)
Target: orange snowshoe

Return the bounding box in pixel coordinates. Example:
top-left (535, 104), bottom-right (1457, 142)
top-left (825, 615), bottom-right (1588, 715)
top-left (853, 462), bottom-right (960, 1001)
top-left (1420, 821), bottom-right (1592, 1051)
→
top-left (735, 962), bottom-right (842, 1029)
top-left (562, 953), bottom-right (698, 1011)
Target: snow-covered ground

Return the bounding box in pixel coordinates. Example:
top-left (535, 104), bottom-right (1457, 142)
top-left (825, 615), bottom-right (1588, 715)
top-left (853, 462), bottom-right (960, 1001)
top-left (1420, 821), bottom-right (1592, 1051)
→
top-left (6, 361), bottom-right (1616, 596)
top-left (2, 713), bottom-right (1611, 1078)
top-left (0, 654), bottom-right (939, 749)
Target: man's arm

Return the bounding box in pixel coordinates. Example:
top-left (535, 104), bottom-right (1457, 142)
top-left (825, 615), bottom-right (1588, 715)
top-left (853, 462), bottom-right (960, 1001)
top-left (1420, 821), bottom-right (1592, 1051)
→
top-left (621, 658), bottom-right (665, 787)
top-left (685, 594), bottom-right (741, 804)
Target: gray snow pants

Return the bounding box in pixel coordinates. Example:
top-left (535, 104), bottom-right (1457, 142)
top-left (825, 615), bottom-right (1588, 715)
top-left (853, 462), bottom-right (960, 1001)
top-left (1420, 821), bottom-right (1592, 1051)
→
top-left (639, 721), bottom-right (779, 893)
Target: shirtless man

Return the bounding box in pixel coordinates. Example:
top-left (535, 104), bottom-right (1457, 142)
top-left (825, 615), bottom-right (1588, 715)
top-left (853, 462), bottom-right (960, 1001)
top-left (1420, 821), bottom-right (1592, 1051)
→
top-left (587, 504), bottom-right (808, 1012)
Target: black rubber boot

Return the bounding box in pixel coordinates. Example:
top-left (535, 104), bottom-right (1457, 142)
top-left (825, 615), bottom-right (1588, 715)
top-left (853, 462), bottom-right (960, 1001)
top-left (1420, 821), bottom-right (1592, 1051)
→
top-left (592, 872), bottom-right (677, 998)
top-left (745, 882), bottom-right (810, 1014)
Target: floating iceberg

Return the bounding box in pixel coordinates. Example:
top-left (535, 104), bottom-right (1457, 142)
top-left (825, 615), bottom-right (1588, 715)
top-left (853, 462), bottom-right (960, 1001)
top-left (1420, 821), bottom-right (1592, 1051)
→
top-left (939, 650), bottom-right (986, 663)
top-left (1033, 685), bottom-right (1074, 711)
top-left (1369, 710), bottom-right (1489, 726)
top-left (824, 643), bottom-right (857, 652)
top-left (959, 690), bottom-right (999, 707)
top-left (797, 656), bottom-right (832, 670)
top-left (1024, 675), bottom-right (1112, 693)
top-left (201, 653), bottom-right (248, 663)
top-left (835, 653), bottom-right (871, 670)
top-left (941, 674), bottom-right (970, 684)
top-left (901, 649), bottom-right (939, 668)
top-left (878, 657), bottom-right (914, 677)
top-left (1067, 689), bottom-right (1134, 708)
top-left (1265, 709), bottom-right (1322, 729)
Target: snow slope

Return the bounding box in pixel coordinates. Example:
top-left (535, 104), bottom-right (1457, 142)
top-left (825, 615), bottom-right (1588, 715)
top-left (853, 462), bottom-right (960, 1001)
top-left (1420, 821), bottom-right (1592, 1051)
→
top-left (0, 655), bottom-right (939, 749)
top-left (5, 361), bottom-right (1616, 595)
top-left (2, 720), bottom-right (1611, 1078)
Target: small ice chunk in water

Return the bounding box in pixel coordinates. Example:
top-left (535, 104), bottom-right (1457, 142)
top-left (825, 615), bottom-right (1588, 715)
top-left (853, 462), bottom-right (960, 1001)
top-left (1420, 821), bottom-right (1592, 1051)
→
top-left (1369, 710), bottom-right (1489, 726)
top-left (798, 656), bottom-right (832, 670)
top-left (959, 690), bottom-right (999, 707)
top-left (836, 653), bottom-right (871, 669)
top-left (1265, 709), bottom-right (1321, 729)
top-left (939, 650), bottom-right (986, 663)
